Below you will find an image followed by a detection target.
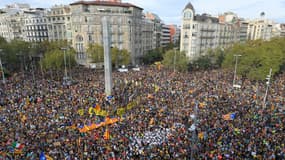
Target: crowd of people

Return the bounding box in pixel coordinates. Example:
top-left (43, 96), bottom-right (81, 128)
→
top-left (0, 66), bottom-right (284, 159)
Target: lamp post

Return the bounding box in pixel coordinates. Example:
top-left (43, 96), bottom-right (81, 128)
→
top-left (61, 47), bottom-right (68, 79)
top-left (233, 54), bottom-right (242, 87)
top-left (174, 48), bottom-right (177, 72)
top-left (190, 101), bottom-right (198, 160)
top-left (263, 68), bottom-right (272, 109)
top-left (0, 49), bottom-right (5, 84)
top-left (29, 56), bottom-right (35, 84)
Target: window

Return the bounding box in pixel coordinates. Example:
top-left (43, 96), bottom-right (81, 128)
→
top-left (184, 11), bottom-right (192, 19)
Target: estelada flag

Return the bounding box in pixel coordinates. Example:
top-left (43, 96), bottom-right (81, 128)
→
top-left (222, 113), bottom-right (236, 120)
top-left (94, 104), bottom-right (101, 112)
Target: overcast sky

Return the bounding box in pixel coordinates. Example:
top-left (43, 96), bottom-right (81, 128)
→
top-left (1, 0), bottom-right (284, 24)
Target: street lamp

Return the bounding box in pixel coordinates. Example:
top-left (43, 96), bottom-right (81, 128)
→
top-left (263, 68), bottom-right (272, 109)
top-left (0, 49), bottom-right (5, 84)
top-left (190, 101), bottom-right (198, 160)
top-left (173, 47), bottom-right (178, 72)
top-left (233, 54), bottom-right (242, 87)
top-left (61, 47), bottom-right (68, 79)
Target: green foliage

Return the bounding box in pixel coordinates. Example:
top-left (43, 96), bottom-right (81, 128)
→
top-left (141, 48), bottom-right (164, 65)
top-left (192, 56), bottom-right (212, 70)
top-left (41, 48), bottom-right (76, 72)
top-left (111, 47), bottom-right (131, 66)
top-left (162, 49), bottom-right (188, 72)
top-left (0, 39), bottom-right (31, 71)
top-left (87, 43), bottom-right (104, 63)
top-left (189, 47), bottom-right (225, 71)
top-left (222, 38), bottom-right (285, 80)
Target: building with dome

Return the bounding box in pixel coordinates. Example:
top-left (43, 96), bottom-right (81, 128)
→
top-left (180, 2), bottom-right (240, 60)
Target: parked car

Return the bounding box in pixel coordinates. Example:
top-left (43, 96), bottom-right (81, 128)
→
top-left (118, 65), bottom-right (128, 72)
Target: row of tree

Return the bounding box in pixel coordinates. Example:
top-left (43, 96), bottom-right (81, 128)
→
top-left (0, 38), bottom-right (77, 77)
top-left (222, 38), bottom-right (285, 80)
top-left (0, 37), bottom-right (132, 74)
top-left (86, 44), bottom-right (130, 67)
top-left (1, 36), bottom-right (284, 80)
top-left (150, 38), bottom-right (285, 80)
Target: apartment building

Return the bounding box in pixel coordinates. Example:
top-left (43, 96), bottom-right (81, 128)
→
top-left (161, 24), bottom-right (171, 47)
top-left (272, 23), bottom-right (285, 37)
top-left (145, 12), bottom-right (162, 49)
top-left (141, 18), bottom-right (154, 55)
top-left (168, 24), bottom-right (180, 45)
top-left (0, 4), bottom-right (27, 41)
top-left (0, 3), bottom-right (49, 42)
top-left (247, 19), bottom-right (273, 41)
top-left (69, 0), bottom-right (143, 64)
top-left (23, 8), bottom-right (49, 42)
top-left (47, 5), bottom-right (72, 42)
top-left (180, 2), bottom-right (239, 60)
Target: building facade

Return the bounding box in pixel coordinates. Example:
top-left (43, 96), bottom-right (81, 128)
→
top-left (0, 4), bottom-right (26, 41)
top-left (145, 12), bottom-right (162, 49)
top-left (246, 19), bottom-right (273, 41)
top-left (141, 18), bottom-right (154, 55)
top-left (168, 24), bottom-right (180, 45)
top-left (0, 3), bottom-right (49, 42)
top-left (180, 3), bottom-right (239, 60)
top-left (272, 23), bottom-right (285, 37)
top-left (69, 0), bottom-right (143, 64)
top-left (23, 9), bottom-right (49, 42)
top-left (47, 5), bottom-right (72, 42)
top-left (161, 24), bottom-right (171, 47)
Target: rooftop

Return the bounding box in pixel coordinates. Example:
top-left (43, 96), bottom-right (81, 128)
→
top-left (184, 2), bottom-right (195, 11)
top-left (70, 0), bottom-right (143, 10)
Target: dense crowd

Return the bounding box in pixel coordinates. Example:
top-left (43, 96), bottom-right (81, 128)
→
top-left (0, 66), bottom-right (284, 159)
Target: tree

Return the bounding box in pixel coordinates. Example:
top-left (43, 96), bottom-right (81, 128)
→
top-left (86, 43), bottom-right (104, 63)
top-left (41, 47), bottom-right (76, 79)
top-left (162, 49), bottom-right (188, 72)
top-left (189, 47), bottom-right (225, 71)
top-left (2, 40), bottom-right (31, 71)
top-left (141, 48), bottom-right (164, 65)
top-left (222, 38), bottom-right (285, 80)
top-left (111, 47), bottom-right (130, 67)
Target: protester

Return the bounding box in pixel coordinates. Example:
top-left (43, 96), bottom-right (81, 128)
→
top-left (0, 66), bottom-right (284, 159)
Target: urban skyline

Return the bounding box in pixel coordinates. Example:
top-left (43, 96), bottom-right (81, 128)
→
top-left (0, 0), bottom-right (285, 25)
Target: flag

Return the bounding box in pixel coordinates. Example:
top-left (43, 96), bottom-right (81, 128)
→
top-left (222, 113), bottom-right (236, 120)
top-left (46, 155), bottom-right (53, 160)
top-left (88, 107), bottom-right (93, 116)
top-left (104, 128), bottom-right (110, 140)
top-left (198, 132), bottom-right (204, 140)
top-left (154, 85), bottom-right (160, 92)
top-left (77, 109), bottom-right (84, 116)
top-left (40, 151), bottom-right (46, 160)
top-left (11, 142), bottom-right (24, 150)
top-left (94, 104), bottom-right (101, 115)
